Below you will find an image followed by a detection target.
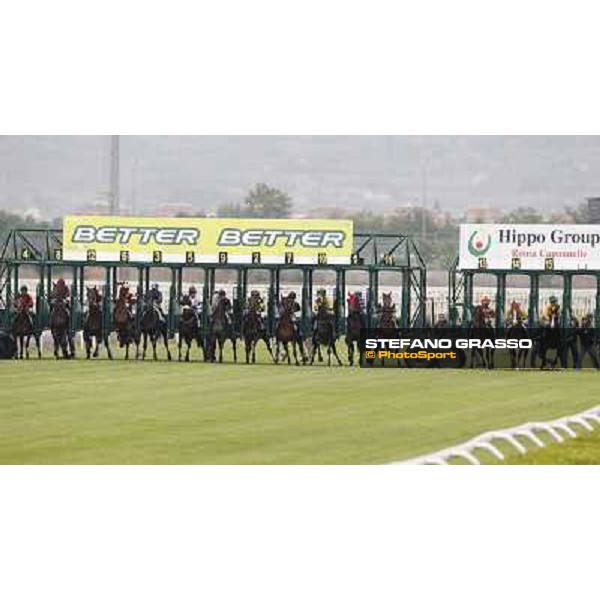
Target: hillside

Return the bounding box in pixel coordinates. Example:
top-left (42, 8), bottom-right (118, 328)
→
top-left (1, 135), bottom-right (599, 218)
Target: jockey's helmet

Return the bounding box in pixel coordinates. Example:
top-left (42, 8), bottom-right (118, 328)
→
top-left (218, 289), bottom-right (226, 297)
top-left (151, 282), bottom-right (159, 290)
top-left (189, 286), bottom-right (197, 295)
top-left (480, 295), bottom-right (491, 305)
top-left (288, 291), bottom-right (296, 299)
top-left (20, 285), bottom-right (28, 293)
top-left (549, 295), bottom-right (558, 304)
top-left (317, 287), bottom-right (326, 295)
top-left (250, 290), bottom-right (259, 296)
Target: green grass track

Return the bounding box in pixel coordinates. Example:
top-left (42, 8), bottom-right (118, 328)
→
top-left (1, 357), bottom-right (598, 464)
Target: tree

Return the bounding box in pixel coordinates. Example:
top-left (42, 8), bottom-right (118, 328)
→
top-left (501, 207), bottom-right (545, 224)
top-left (216, 202), bottom-right (245, 218)
top-left (564, 202), bottom-right (589, 224)
top-left (244, 183), bottom-right (293, 218)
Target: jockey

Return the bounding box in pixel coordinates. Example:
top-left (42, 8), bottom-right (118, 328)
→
top-left (246, 290), bottom-right (265, 314)
top-left (188, 285), bottom-right (201, 315)
top-left (213, 289), bottom-right (233, 326)
top-left (314, 288), bottom-right (333, 313)
top-left (541, 295), bottom-right (561, 326)
top-left (313, 288), bottom-right (334, 333)
top-left (149, 283), bottom-right (166, 321)
top-left (51, 278), bottom-right (70, 307)
top-left (347, 292), bottom-right (362, 313)
top-left (245, 290), bottom-right (266, 329)
top-left (281, 291), bottom-right (301, 326)
top-left (16, 285), bottom-right (34, 326)
top-left (477, 294), bottom-right (495, 322)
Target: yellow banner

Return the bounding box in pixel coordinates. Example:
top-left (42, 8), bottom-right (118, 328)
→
top-left (62, 216), bottom-right (353, 265)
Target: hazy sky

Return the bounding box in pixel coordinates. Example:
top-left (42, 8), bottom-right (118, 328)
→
top-left (1, 135), bottom-right (599, 218)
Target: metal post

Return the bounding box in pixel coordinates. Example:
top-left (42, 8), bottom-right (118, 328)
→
top-left (562, 273), bottom-right (573, 328)
top-left (528, 273), bottom-right (539, 328)
top-left (462, 272), bottom-right (474, 327)
top-left (400, 269), bottom-right (410, 329)
top-left (13, 264), bottom-right (19, 300)
top-left (496, 272), bottom-right (506, 330)
top-left (596, 275), bottom-right (600, 328)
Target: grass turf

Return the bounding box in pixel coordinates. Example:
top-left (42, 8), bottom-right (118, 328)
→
top-left (500, 426), bottom-right (600, 465)
top-left (1, 350), bottom-right (598, 464)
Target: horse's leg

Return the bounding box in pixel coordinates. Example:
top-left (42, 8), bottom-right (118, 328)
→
top-left (317, 344), bottom-right (324, 363)
top-left (292, 340), bottom-right (300, 366)
top-left (104, 334), bottom-right (113, 360)
top-left (232, 336), bottom-right (237, 363)
top-left (93, 335), bottom-right (100, 358)
top-left (285, 341), bottom-right (292, 365)
top-left (185, 337), bottom-right (191, 362)
top-left (61, 332), bottom-right (70, 359)
top-left (347, 341), bottom-right (354, 366)
top-left (218, 337), bottom-right (224, 363)
top-left (274, 340), bottom-right (280, 364)
top-left (245, 338), bottom-right (251, 364)
top-left (263, 334), bottom-right (275, 362)
top-left (33, 332), bottom-right (42, 359)
top-left (310, 342), bottom-right (318, 365)
top-left (178, 332), bottom-right (183, 362)
top-left (331, 340), bottom-right (343, 366)
top-left (125, 341), bottom-right (130, 361)
top-left (151, 334), bottom-right (158, 361)
top-left (85, 332), bottom-right (91, 359)
top-left (162, 329), bottom-right (172, 361)
top-left (489, 349), bottom-right (495, 369)
top-left (142, 332), bottom-right (148, 360)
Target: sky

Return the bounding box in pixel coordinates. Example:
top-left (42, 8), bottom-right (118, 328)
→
top-left (0, 135), bottom-right (599, 219)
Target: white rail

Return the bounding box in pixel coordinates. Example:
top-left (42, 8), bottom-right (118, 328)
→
top-left (395, 405), bottom-right (600, 465)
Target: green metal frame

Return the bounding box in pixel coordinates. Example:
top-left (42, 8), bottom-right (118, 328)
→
top-left (0, 228), bottom-right (428, 336)
top-left (449, 257), bottom-right (600, 328)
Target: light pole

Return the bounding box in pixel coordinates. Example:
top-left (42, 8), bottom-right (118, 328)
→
top-left (131, 158), bottom-right (139, 216)
top-left (420, 159), bottom-right (429, 240)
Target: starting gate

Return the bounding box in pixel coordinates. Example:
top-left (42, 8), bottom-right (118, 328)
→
top-left (0, 227), bottom-right (428, 340)
top-left (448, 256), bottom-right (600, 328)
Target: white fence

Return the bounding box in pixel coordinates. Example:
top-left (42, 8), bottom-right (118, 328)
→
top-left (396, 405), bottom-right (600, 465)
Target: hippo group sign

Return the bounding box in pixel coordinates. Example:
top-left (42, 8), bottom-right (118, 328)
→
top-left (62, 216), bottom-right (353, 266)
top-left (459, 224), bottom-right (600, 271)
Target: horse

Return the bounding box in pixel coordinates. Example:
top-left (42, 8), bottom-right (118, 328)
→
top-left (207, 294), bottom-right (237, 363)
top-left (310, 303), bottom-right (342, 366)
top-left (140, 298), bottom-right (172, 361)
top-left (241, 296), bottom-right (274, 364)
top-left (538, 308), bottom-right (564, 369)
top-left (11, 303), bottom-right (41, 360)
top-left (375, 292), bottom-right (400, 367)
top-left (470, 305), bottom-right (495, 369)
top-left (178, 295), bottom-right (203, 362)
top-left (274, 296), bottom-right (305, 366)
top-left (505, 301), bottom-right (528, 369)
top-left (113, 289), bottom-right (140, 360)
top-left (83, 287), bottom-right (112, 360)
top-left (50, 299), bottom-right (74, 359)
top-left (345, 293), bottom-right (366, 366)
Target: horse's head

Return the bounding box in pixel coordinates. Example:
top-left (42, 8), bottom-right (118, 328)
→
top-left (382, 292), bottom-right (393, 309)
top-left (87, 286), bottom-right (101, 307)
top-left (509, 301), bottom-right (523, 325)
